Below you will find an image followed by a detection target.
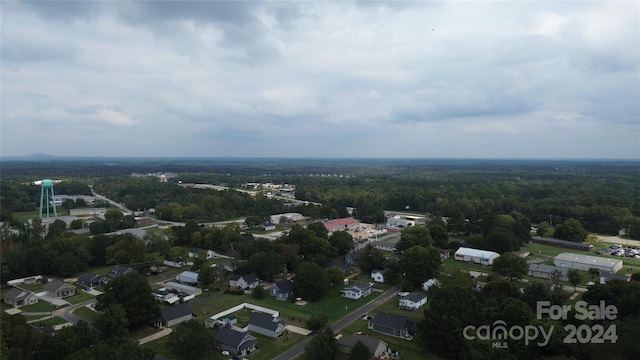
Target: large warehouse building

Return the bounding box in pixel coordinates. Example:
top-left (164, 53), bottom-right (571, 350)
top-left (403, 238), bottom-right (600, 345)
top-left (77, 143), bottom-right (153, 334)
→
top-left (454, 247), bottom-right (500, 265)
top-left (554, 253), bottom-right (623, 273)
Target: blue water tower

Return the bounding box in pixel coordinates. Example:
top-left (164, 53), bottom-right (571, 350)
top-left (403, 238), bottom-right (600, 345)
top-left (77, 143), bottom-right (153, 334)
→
top-left (39, 179), bottom-right (58, 218)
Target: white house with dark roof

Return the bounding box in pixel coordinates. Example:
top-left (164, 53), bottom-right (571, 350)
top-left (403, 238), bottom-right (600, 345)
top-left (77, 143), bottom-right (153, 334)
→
top-left (368, 312), bottom-right (416, 338)
top-left (188, 247), bottom-right (216, 259)
top-left (153, 303), bottom-right (193, 328)
top-left (340, 282), bottom-right (373, 300)
top-left (371, 269), bottom-right (389, 283)
top-left (3, 287), bottom-right (38, 307)
top-left (421, 278), bottom-right (439, 292)
top-left (43, 279), bottom-right (76, 298)
top-left (247, 312), bottom-right (286, 338)
top-left (213, 327), bottom-right (258, 356)
top-left (398, 292), bottom-right (427, 310)
top-left (269, 279), bottom-right (294, 301)
top-left (229, 273), bottom-right (260, 289)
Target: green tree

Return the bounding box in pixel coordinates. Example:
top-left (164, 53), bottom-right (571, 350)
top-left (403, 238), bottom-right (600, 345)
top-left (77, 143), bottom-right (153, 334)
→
top-left (567, 269), bottom-right (582, 291)
top-left (293, 261), bottom-right (329, 302)
top-left (167, 320), bottom-right (211, 360)
top-left (396, 225), bottom-right (432, 253)
top-left (96, 273), bottom-right (158, 329)
top-left (94, 304), bottom-right (129, 341)
top-left (249, 251), bottom-right (285, 280)
top-left (399, 245), bottom-right (440, 287)
top-left (244, 216), bottom-right (263, 229)
top-left (357, 244), bottom-right (386, 273)
top-left (328, 230), bottom-right (354, 255)
top-left (428, 224), bottom-right (449, 248)
top-left (305, 328), bottom-right (339, 360)
top-left (327, 265), bottom-right (345, 287)
top-left (553, 219), bottom-right (588, 242)
top-left (198, 266), bottom-right (216, 287)
top-left (306, 313), bottom-right (328, 331)
top-left (349, 340), bottom-right (372, 360)
top-left (486, 227), bottom-right (520, 253)
top-left (491, 252), bottom-right (528, 281)
top-left (482, 278), bottom-right (520, 303)
top-left (307, 222), bottom-right (329, 239)
top-left (252, 285), bottom-right (266, 299)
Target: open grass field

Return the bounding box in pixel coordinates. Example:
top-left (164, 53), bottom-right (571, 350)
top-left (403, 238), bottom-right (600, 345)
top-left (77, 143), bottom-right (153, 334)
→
top-left (65, 288), bottom-right (96, 304)
top-left (20, 301), bottom-right (58, 313)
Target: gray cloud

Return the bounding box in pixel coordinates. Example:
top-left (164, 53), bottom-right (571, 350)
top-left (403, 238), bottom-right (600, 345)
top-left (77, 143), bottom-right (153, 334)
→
top-left (1, 1), bottom-right (638, 159)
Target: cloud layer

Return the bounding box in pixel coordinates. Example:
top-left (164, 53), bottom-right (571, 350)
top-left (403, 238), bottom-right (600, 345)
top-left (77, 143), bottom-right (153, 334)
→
top-left (2, 1), bottom-right (638, 158)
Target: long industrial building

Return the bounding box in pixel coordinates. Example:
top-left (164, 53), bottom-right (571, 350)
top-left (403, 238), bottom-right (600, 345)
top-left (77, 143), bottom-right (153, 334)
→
top-left (553, 252), bottom-right (623, 273)
top-left (454, 247), bottom-right (500, 265)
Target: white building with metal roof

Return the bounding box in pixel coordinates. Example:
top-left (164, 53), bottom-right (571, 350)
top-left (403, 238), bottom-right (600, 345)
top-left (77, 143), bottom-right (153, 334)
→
top-left (454, 247), bottom-right (500, 265)
top-left (554, 253), bottom-right (623, 273)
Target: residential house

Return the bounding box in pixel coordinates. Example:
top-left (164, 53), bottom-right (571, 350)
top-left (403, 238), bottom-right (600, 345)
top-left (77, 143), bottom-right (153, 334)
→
top-left (422, 278), bottom-right (439, 292)
top-left (269, 279), bottom-right (294, 301)
top-left (340, 282), bottom-right (373, 300)
top-left (43, 279), bottom-right (77, 298)
top-left (164, 282), bottom-right (202, 296)
top-left (599, 271), bottom-right (631, 284)
top-left (153, 303), bottom-right (193, 328)
top-left (528, 264), bottom-right (569, 281)
top-left (262, 222), bottom-right (276, 231)
top-left (368, 312), bottom-right (416, 338)
top-left (337, 334), bottom-right (389, 358)
top-left (152, 289), bottom-right (180, 304)
top-left (371, 241), bottom-right (397, 252)
top-left (323, 217), bottom-right (359, 233)
top-left (247, 312), bottom-right (286, 338)
top-left (345, 250), bottom-right (361, 266)
top-left (77, 272), bottom-right (109, 289)
top-left (163, 258), bottom-right (184, 268)
top-left (176, 271), bottom-right (199, 285)
top-left (511, 249), bottom-right (531, 258)
top-left (213, 327), bottom-right (258, 356)
top-left (3, 287), bottom-right (38, 307)
top-left (108, 265), bottom-right (137, 278)
top-left (436, 248), bottom-right (451, 259)
top-left (325, 259), bottom-right (351, 275)
top-left (371, 269), bottom-right (389, 283)
top-left (188, 247), bottom-right (216, 259)
top-left (398, 292), bottom-right (427, 310)
top-left (229, 273), bottom-right (260, 289)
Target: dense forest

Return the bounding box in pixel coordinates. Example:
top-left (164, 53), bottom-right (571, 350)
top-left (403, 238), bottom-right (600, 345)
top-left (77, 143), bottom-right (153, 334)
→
top-left (2, 158), bottom-right (639, 239)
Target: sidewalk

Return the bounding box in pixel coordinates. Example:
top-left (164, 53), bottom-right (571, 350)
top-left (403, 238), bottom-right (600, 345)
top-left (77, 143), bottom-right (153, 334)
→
top-left (138, 328), bottom-right (173, 345)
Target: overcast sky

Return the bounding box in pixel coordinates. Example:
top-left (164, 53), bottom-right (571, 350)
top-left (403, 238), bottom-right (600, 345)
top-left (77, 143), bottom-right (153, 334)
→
top-left (2, 1), bottom-right (638, 159)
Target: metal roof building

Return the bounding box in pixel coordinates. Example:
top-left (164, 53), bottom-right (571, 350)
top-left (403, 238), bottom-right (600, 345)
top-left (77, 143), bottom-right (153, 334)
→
top-left (454, 247), bottom-right (500, 265)
top-left (554, 252), bottom-right (623, 273)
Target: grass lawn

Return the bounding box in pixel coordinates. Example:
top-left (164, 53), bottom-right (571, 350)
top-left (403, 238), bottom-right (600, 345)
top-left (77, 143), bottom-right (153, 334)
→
top-left (371, 296), bottom-right (425, 323)
top-left (65, 288), bottom-right (95, 304)
top-left (73, 306), bottom-right (100, 323)
top-left (37, 316), bottom-right (70, 327)
top-left (16, 282), bottom-right (45, 292)
top-left (130, 326), bottom-right (165, 340)
top-left (20, 301), bottom-right (58, 313)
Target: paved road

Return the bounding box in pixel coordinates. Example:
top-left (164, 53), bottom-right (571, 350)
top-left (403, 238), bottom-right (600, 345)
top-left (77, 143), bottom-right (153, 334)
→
top-left (273, 284), bottom-right (401, 360)
top-left (53, 299), bottom-right (95, 325)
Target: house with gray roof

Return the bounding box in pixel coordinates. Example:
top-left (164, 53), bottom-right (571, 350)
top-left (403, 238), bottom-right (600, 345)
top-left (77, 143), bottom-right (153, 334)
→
top-left (398, 292), bottom-right (427, 310)
top-left (340, 282), bottom-right (373, 300)
top-left (153, 303), bottom-right (193, 328)
top-left (213, 327), bottom-right (258, 356)
top-left (3, 287), bottom-right (38, 307)
top-left (43, 279), bottom-right (76, 298)
top-left (229, 273), bottom-right (260, 289)
top-left (108, 265), bottom-right (137, 278)
top-left (337, 334), bottom-right (389, 358)
top-left (599, 270), bottom-right (631, 284)
top-left (368, 312), bottom-right (416, 338)
top-left (77, 272), bottom-right (109, 289)
top-left (247, 312), bottom-right (286, 338)
top-left (269, 279), bottom-right (294, 301)
top-left (528, 264), bottom-right (569, 281)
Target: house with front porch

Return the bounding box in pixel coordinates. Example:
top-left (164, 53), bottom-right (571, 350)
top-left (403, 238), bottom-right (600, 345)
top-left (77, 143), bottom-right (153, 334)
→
top-left (43, 279), bottom-right (77, 298)
top-left (247, 312), bottom-right (286, 338)
top-left (213, 327), bottom-right (258, 356)
top-left (340, 282), bottom-right (373, 300)
top-left (269, 279), bottom-right (294, 301)
top-left (153, 303), bottom-right (193, 328)
top-left (3, 287), bottom-right (38, 307)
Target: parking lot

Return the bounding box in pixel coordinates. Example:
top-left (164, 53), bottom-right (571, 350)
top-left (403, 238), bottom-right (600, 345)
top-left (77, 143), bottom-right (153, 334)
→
top-left (594, 244), bottom-right (640, 258)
